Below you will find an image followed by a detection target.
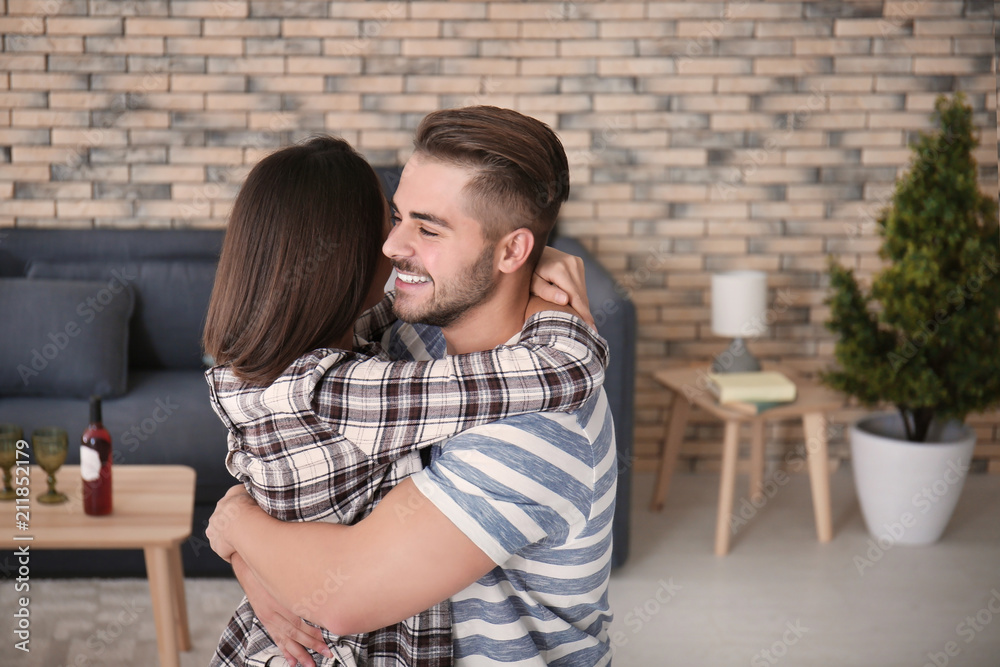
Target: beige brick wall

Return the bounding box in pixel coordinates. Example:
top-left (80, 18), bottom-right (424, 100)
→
top-left (1, 0), bottom-right (998, 473)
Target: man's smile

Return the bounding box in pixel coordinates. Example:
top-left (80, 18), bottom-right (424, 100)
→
top-left (395, 270), bottom-right (431, 285)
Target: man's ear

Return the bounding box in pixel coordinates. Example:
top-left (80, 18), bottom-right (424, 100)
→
top-left (496, 228), bottom-right (535, 275)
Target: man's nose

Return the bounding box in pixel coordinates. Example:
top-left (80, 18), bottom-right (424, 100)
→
top-left (382, 220), bottom-right (413, 259)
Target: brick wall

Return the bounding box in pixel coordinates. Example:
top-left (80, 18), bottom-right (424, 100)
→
top-left (2, 0), bottom-right (998, 473)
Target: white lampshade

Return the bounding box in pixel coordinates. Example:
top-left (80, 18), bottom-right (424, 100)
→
top-left (711, 270), bottom-right (769, 338)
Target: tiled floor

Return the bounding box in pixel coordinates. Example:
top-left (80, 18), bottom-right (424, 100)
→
top-left (2, 467), bottom-right (998, 666)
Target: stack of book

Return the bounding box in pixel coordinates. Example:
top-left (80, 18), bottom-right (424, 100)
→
top-left (705, 371), bottom-right (797, 415)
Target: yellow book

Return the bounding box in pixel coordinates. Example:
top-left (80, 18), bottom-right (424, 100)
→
top-left (706, 371), bottom-right (797, 404)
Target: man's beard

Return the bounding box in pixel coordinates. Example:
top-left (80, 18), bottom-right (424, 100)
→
top-left (392, 243), bottom-right (497, 327)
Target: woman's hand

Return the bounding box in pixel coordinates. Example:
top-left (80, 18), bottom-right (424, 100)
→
top-left (233, 554), bottom-right (334, 667)
top-left (531, 246), bottom-right (595, 329)
top-left (207, 484), bottom-right (259, 563)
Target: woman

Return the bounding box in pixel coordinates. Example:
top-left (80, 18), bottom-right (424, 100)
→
top-left (203, 136), bottom-right (606, 667)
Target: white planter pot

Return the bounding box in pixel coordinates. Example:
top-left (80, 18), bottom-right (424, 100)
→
top-left (850, 413), bottom-right (976, 545)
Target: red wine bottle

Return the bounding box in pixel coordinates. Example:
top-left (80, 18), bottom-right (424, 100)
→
top-left (82, 395), bottom-right (112, 516)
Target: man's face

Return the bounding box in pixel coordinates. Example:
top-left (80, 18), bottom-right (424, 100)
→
top-left (382, 154), bottom-right (498, 327)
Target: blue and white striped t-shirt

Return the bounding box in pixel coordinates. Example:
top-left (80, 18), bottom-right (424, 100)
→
top-left (409, 389), bottom-right (617, 666)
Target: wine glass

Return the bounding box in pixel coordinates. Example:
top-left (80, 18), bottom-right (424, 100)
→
top-left (0, 424), bottom-right (22, 501)
top-left (33, 427), bottom-right (68, 504)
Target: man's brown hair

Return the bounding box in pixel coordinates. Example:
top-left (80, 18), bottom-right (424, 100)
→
top-left (413, 106), bottom-right (570, 264)
top-left (203, 136), bottom-right (386, 386)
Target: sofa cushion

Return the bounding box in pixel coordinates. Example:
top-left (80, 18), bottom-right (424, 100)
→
top-left (0, 277), bottom-right (134, 398)
top-left (26, 260), bottom-right (217, 370)
top-left (0, 369), bottom-right (233, 502)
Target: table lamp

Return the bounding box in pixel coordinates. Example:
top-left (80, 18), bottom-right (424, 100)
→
top-left (710, 270), bottom-right (768, 373)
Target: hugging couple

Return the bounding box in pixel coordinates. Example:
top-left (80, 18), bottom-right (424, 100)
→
top-left (204, 105), bottom-right (616, 667)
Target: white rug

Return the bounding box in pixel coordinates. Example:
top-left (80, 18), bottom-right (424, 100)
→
top-left (0, 577), bottom-right (244, 666)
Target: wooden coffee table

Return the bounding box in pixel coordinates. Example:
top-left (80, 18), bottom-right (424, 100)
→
top-left (0, 464), bottom-right (196, 667)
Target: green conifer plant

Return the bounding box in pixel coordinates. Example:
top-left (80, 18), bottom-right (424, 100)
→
top-left (822, 93), bottom-right (1000, 443)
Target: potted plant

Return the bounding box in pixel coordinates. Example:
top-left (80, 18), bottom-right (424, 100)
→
top-left (822, 93), bottom-right (1000, 545)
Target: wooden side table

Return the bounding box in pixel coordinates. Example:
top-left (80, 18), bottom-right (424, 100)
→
top-left (0, 465), bottom-right (196, 667)
top-left (650, 367), bottom-right (843, 555)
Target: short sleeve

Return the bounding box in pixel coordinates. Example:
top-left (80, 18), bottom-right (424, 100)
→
top-left (409, 411), bottom-right (597, 565)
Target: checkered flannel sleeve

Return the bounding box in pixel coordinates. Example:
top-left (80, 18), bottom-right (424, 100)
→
top-left (314, 310), bottom-right (610, 463)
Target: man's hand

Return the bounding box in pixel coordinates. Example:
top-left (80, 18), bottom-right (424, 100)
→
top-left (233, 554), bottom-right (334, 667)
top-left (207, 484), bottom-right (260, 563)
top-left (531, 246), bottom-right (594, 329)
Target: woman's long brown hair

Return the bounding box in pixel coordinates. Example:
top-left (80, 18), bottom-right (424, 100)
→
top-left (203, 136), bottom-right (386, 386)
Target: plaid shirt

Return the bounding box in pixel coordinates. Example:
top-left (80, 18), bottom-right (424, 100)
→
top-left (207, 293), bottom-right (609, 667)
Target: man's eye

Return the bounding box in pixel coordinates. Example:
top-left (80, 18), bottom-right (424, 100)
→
top-left (419, 227), bottom-right (438, 238)
top-left (390, 212), bottom-right (401, 226)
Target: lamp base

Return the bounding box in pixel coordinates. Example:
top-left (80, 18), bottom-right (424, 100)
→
top-left (711, 337), bottom-right (761, 374)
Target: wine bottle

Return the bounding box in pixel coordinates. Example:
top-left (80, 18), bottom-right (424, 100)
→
top-left (82, 395), bottom-right (112, 516)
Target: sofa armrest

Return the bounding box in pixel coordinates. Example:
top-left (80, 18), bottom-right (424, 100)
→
top-left (550, 236), bottom-right (635, 568)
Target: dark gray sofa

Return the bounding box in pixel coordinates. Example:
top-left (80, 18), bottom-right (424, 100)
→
top-left (0, 223), bottom-right (634, 578)
top-left (0, 228), bottom-right (234, 577)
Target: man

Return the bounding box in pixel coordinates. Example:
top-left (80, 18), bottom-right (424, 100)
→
top-left (209, 106), bottom-right (616, 666)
